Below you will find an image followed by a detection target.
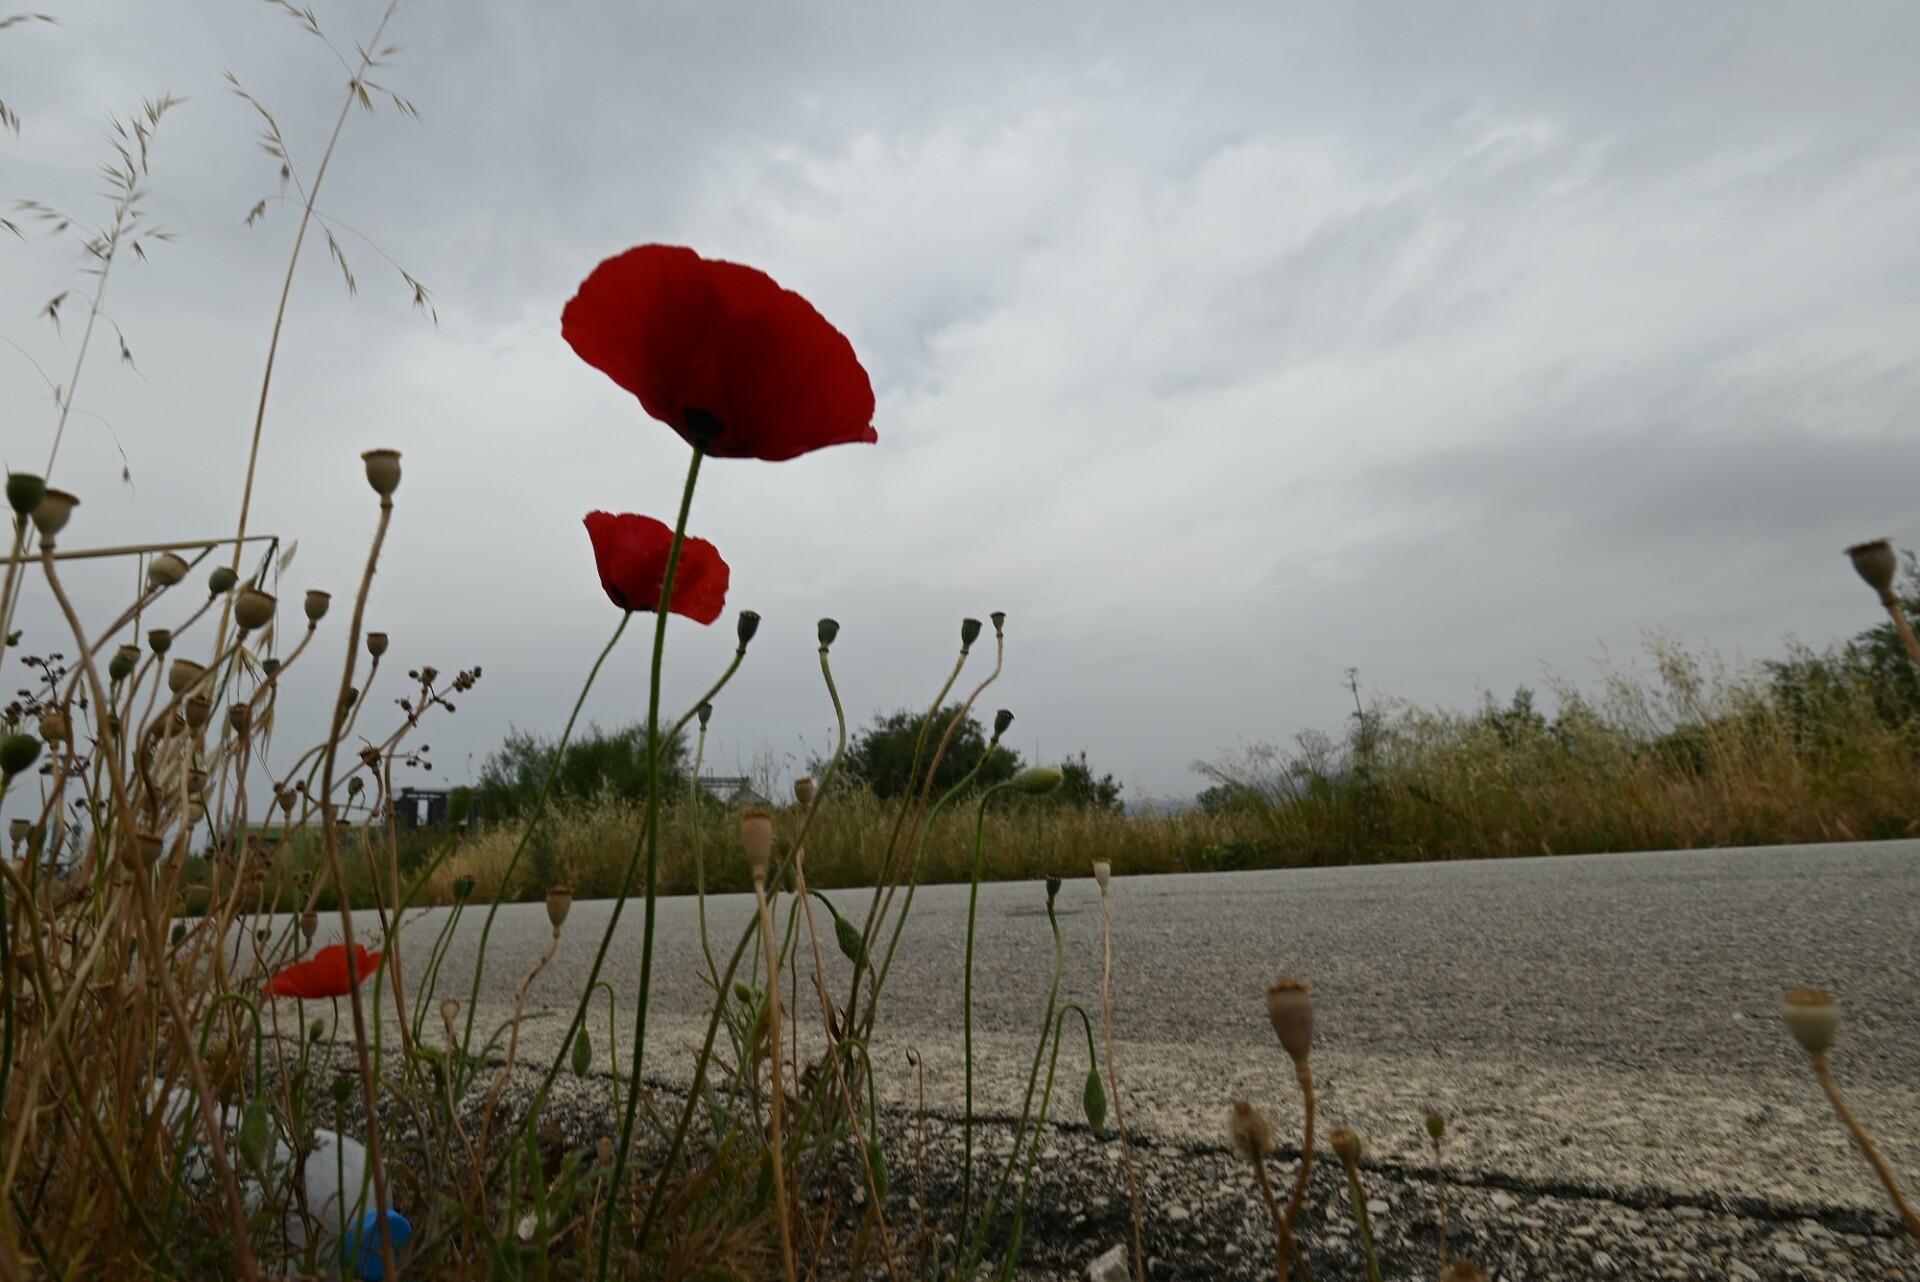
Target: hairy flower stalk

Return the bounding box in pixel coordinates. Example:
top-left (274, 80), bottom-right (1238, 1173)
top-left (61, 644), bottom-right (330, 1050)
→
top-left (1230, 1100), bottom-right (1297, 1282)
top-left (1267, 977), bottom-right (1318, 1248)
top-left (1097, 858), bottom-right (1149, 1282)
top-left (1332, 1127), bottom-right (1382, 1282)
top-left (1428, 1111), bottom-right (1451, 1267)
top-left (742, 807), bottom-right (798, 1282)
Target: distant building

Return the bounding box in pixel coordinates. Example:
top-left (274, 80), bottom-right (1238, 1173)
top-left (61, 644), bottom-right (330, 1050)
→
top-left (393, 787), bottom-right (478, 831)
top-left (695, 775), bottom-right (771, 809)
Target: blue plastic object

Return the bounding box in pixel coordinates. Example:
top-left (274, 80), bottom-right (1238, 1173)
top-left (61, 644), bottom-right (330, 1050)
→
top-left (342, 1209), bottom-right (412, 1280)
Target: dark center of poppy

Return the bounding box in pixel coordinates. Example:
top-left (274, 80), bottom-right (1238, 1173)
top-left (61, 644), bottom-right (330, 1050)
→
top-left (683, 405), bottom-right (725, 447)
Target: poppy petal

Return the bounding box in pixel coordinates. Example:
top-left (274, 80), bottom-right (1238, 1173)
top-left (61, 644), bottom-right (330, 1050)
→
top-left (583, 511), bottom-right (730, 625)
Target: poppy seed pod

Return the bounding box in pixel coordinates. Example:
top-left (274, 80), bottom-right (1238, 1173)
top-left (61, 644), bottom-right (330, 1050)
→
top-left (261, 658), bottom-right (280, 676)
top-left (29, 487), bottom-right (78, 538)
top-left (234, 588), bottom-right (276, 631)
top-left (546, 884), bottom-right (573, 931)
top-left (184, 695), bottom-right (211, 729)
top-left (1331, 1126), bottom-right (1363, 1167)
top-left (109, 644), bottom-right (139, 682)
top-left (276, 787), bottom-right (297, 818)
top-left (359, 745), bottom-right (381, 770)
top-left (9, 817), bottom-right (30, 847)
top-left (793, 776), bottom-right (815, 808)
top-left (817, 617), bottom-right (840, 648)
top-left (147, 628), bottom-right (172, 655)
top-left (39, 710), bottom-right (70, 746)
top-left (1845, 539), bottom-right (1899, 597)
top-left (167, 659), bottom-right (206, 695)
top-left (994, 708), bottom-right (1014, 737)
top-left (990, 610), bottom-right (1006, 636)
top-left (1426, 1111), bottom-right (1446, 1142)
top-left (187, 768), bottom-right (207, 797)
top-left (960, 618), bottom-right (982, 649)
top-left (736, 610), bottom-right (760, 648)
top-left (1091, 858), bottom-right (1111, 892)
top-left (1266, 978), bottom-right (1315, 1065)
top-left (304, 589), bottom-right (331, 623)
top-left (741, 807), bottom-right (774, 879)
top-left (1781, 987), bottom-right (1840, 1057)
top-left (133, 830), bottom-right (163, 866)
top-left (1012, 765), bottom-right (1065, 795)
top-left (147, 553), bottom-right (190, 588)
top-left (6, 472), bottom-right (46, 516)
top-left (452, 874), bottom-right (475, 901)
top-left (1228, 1100), bottom-right (1274, 1161)
top-left (1045, 875), bottom-right (1062, 905)
top-left (227, 703), bottom-right (250, 733)
top-left (208, 565), bottom-right (238, 595)
top-left (440, 997), bottom-right (460, 1027)
top-left (300, 910), bottom-right (319, 947)
top-left (364, 631), bottom-right (388, 659)
top-left (697, 701), bottom-right (713, 728)
top-left (361, 448), bottom-right (402, 497)
top-left (0, 734), bottom-right (42, 777)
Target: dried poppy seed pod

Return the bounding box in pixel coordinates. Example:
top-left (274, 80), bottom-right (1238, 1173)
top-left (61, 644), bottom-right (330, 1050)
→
top-left (147, 552), bottom-right (190, 588)
top-left (1781, 987), bottom-right (1840, 1057)
top-left (817, 618), bottom-right (840, 648)
top-left (234, 587), bottom-right (276, 631)
top-left (1266, 978), bottom-right (1315, 1065)
top-left (1439, 1261), bottom-right (1488, 1282)
top-left (440, 997), bottom-right (460, 1027)
top-left (366, 631), bottom-right (389, 659)
top-left (1013, 765), bottom-right (1065, 795)
top-left (741, 807), bottom-right (774, 879)
top-left (39, 709), bottom-right (71, 746)
top-left (1331, 1126), bottom-right (1363, 1167)
top-left (109, 644), bottom-right (139, 682)
top-left (227, 704), bottom-right (250, 733)
top-left (29, 487), bottom-right (78, 538)
top-left (208, 565), bottom-right (238, 595)
top-left (793, 776), bottom-right (815, 808)
top-left (6, 472), bottom-right (46, 516)
top-left (990, 610), bottom-right (1006, 636)
top-left (1228, 1100), bottom-right (1274, 1161)
top-left (300, 910), bottom-right (319, 948)
top-left (187, 768), bottom-right (207, 797)
top-left (994, 708), bottom-right (1014, 737)
top-left (167, 658), bottom-right (206, 695)
top-left (546, 884), bottom-right (573, 931)
top-left (9, 817), bottom-right (30, 847)
top-left (132, 830), bottom-right (164, 866)
top-left (1091, 858), bottom-right (1111, 892)
top-left (1846, 539), bottom-right (1899, 597)
top-left (359, 746), bottom-right (381, 770)
top-left (276, 787), bottom-right (297, 818)
top-left (735, 610), bottom-right (760, 648)
top-left (0, 734), bottom-right (42, 777)
top-left (184, 695), bottom-right (211, 729)
top-left (361, 448), bottom-right (402, 497)
top-left (960, 617), bottom-right (982, 649)
top-left (304, 589), bottom-right (331, 623)
top-left (147, 628), bottom-right (172, 656)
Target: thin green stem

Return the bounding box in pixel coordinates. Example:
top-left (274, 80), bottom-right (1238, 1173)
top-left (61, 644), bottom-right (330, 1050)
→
top-left (962, 779), bottom-right (1017, 1228)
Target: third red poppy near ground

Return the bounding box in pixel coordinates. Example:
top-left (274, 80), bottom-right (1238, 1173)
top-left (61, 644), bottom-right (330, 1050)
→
top-left (561, 244), bottom-right (878, 462)
top-left (262, 943), bottom-right (383, 1001)
top-left (583, 511), bottom-right (730, 623)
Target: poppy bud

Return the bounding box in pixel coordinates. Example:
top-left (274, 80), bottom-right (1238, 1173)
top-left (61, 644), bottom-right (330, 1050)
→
top-left (736, 610), bottom-right (760, 648)
top-left (341, 687), bottom-right (358, 713)
top-left (1425, 1111), bottom-right (1446, 1142)
top-left (994, 708), bottom-right (1014, 737)
top-left (741, 807), bottom-right (774, 879)
top-left (234, 588), bottom-right (276, 631)
top-left (572, 1027), bottom-right (592, 1077)
top-left (1228, 1100), bottom-right (1274, 1161)
top-left (793, 776), bottom-right (815, 808)
top-left (0, 734), bottom-right (41, 777)
top-left (304, 589), bottom-right (331, 623)
top-left (39, 710), bottom-right (70, 746)
top-left (147, 553), bottom-right (190, 588)
top-left (208, 565), bottom-right (238, 595)
top-left (1846, 539), bottom-right (1899, 596)
top-left (1012, 765), bottom-right (1065, 795)
top-left (132, 830), bottom-right (164, 866)
top-left (184, 695), bottom-right (211, 729)
top-left (1085, 1063), bottom-right (1108, 1132)
top-left (238, 1097), bottom-right (270, 1171)
top-left (330, 1075), bottom-right (354, 1106)
top-left (167, 659), bottom-right (206, 695)
top-left (1092, 858), bottom-right (1111, 892)
top-left (29, 487), bottom-right (78, 538)
top-left (1331, 1126), bottom-right (1363, 1167)
top-left (227, 704), bottom-right (250, 733)
top-left (310, 1019), bottom-right (326, 1043)
top-left (366, 631), bottom-right (388, 659)
top-left (452, 874), bottom-right (475, 901)
top-left (1781, 987), bottom-right (1839, 1057)
top-left (147, 628), bottom-right (172, 655)
top-left (960, 618), bottom-right (982, 649)
top-left (546, 884), bottom-right (573, 931)
top-left (361, 448), bottom-right (402, 497)
top-left (109, 644), bottom-right (139, 682)
top-left (448, 788), bottom-right (472, 822)
top-left (300, 910), bottom-right (319, 947)
top-left (170, 922), bottom-right (187, 947)
top-left (817, 618), bottom-right (840, 648)
top-left (990, 610), bottom-right (1006, 636)
top-left (697, 701), bottom-right (714, 728)
top-left (1266, 978), bottom-right (1314, 1066)
top-left (346, 776), bottom-right (364, 798)
top-left (5, 472), bottom-right (46, 516)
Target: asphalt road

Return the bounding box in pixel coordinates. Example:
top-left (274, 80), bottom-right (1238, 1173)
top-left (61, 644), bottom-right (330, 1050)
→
top-left (282, 839), bottom-right (1920, 1219)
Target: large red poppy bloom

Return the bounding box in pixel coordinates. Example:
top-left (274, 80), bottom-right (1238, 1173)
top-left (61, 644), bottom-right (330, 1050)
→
top-left (562, 245), bottom-right (877, 462)
top-left (263, 943), bottom-right (382, 1000)
top-left (584, 511), bottom-right (730, 623)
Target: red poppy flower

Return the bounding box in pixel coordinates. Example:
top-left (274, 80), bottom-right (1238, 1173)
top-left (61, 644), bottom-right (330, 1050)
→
top-left (584, 511), bottom-right (730, 623)
top-left (562, 244), bottom-right (877, 462)
top-left (263, 943), bottom-right (382, 1000)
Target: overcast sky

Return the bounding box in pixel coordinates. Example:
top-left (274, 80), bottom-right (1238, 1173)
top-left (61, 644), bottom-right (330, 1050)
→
top-left (5, 1), bottom-right (1919, 807)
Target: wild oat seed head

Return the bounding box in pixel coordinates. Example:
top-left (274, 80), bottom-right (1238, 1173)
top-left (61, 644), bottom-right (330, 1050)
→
top-left (1781, 987), bottom-right (1840, 1056)
top-left (741, 807), bottom-right (775, 878)
top-left (304, 589), bottom-right (332, 623)
top-left (1845, 539), bottom-right (1899, 595)
top-left (361, 448), bottom-right (402, 497)
top-left (1331, 1126), bottom-right (1363, 1167)
top-left (1266, 978), bottom-right (1315, 1065)
top-left (793, 776), bottom-right (815, 808)
top-left (546, 884), bottom-right (574, 931)
top-left (234, 587), bottom-right (276, 631)
top-left (29, 487), bottom-right (78, 538)
top-left (1228, 1099), bottom-right (1275, 1161)
top-left (1092, 858), bottom-right (1111, 892)
top-left (366, 631), bottom-right (389, 658)
top-left (208, 565), bottom-right (238, 595)
top-left (147, 552), bottom-right (190, 588)
top-left (167, 658), bottom-right (206, 695)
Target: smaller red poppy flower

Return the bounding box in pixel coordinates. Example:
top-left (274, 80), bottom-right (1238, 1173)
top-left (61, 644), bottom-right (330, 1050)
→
top-left (562, 244), bottom-right (877, 462)
top-left (263, 943), bottom-right (383, 1000)
top-left (584, 511), bottom-right (730, 623)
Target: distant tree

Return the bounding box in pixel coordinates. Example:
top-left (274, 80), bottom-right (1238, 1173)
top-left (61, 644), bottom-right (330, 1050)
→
top-left (477, 720), bottom-right (689, 819)
top-left (843, 703), bottom-right (1022, 800)
top-left (1052, 750), bottom-right (1124, 812)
